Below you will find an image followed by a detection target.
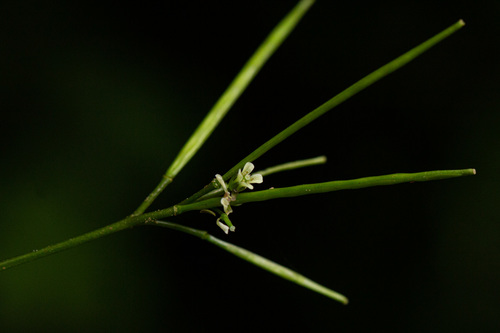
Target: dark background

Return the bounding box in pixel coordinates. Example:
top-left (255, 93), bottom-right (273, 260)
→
top-left (0, 1), bottom-right (498, 332)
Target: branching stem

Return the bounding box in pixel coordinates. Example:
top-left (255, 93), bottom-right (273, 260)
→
top-left (181, 19), bottom-right (466, 204)
top-left (131, 0), bottom-right (315, 216)
top-left (0, 169), bottom-right (474, 271)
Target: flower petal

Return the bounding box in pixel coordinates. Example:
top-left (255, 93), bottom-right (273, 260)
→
top-left (235, 169), bottom-right (244, 184)
top-left (221, 197), bottom-right (233, 215)
top-left (216, 219), bottom-right (229, 234)
top-left (215, 174), bottom-right (228, 193)
top-left (242, 162), bottom-right (254, 175)
top-left (250, 174), bottom-right (263, 184)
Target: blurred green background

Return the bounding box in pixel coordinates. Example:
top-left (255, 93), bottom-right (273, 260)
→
top-left (0, 1), bottom-right (498, 331)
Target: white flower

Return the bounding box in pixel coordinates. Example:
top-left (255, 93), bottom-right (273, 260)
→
top-left (213, 162), bottom-right (263, 222)
top-left (220, 196), bottom-right (234, 215)
top-left (234, 162), bottom-right (263, 191)
top-left (215, 174), bottom-right (236, 215)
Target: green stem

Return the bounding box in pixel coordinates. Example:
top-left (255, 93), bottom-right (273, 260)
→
top-left (0, 207), bottom-right (176, 271)
top-left (182, 19), bottom-right (466, 204)
top-left (152, 220), bottom-right (348, 304)
top-left (235, 168), bottom-right (476, 204)
top-left (1, 168), bottom-right (474, 271)
top-left (131, 0), bottom-right (315, 216)
top-left (176, 169), bottom-right (476, 215)
top-left (224, 20), bottom-right (466, 178)
top-left (132, 175), bottom-right (173, 216)
top-left (256, 155), bottom-right (327, 176)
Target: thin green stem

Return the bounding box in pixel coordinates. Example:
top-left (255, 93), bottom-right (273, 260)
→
top-left (0, 207), bottom-right (176, 271)
top-left (175, 169), bottom-right (476, 215)
top-left (234, 168), bottom-right (476, 204)
top-left (256, 155), bottom-right (327, 176)
top-left (133, 175), bottom-right (173, 216)
top-left (1, 168), bottom-right (474, 271)
top-left (132, 0), bottom-right (316, 216)
top-left (224, 20), bottom-right (466, 178)
top-left (182, 20), bottom-right (466, 204)
top-left (152, 220), bottom-right (348, 304)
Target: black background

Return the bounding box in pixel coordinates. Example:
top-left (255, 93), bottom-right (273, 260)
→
top-left (1, 1), bottom-right (498, 332)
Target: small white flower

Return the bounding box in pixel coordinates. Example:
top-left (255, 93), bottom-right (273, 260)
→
top-left (235, 162), bottom-right (263, 191)
top-left (216, 174), bottom-right (236, 215)
top-left (220, 196), bottom-right (234, 215)
top-left (214, 162), bottom-right (263, 221)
